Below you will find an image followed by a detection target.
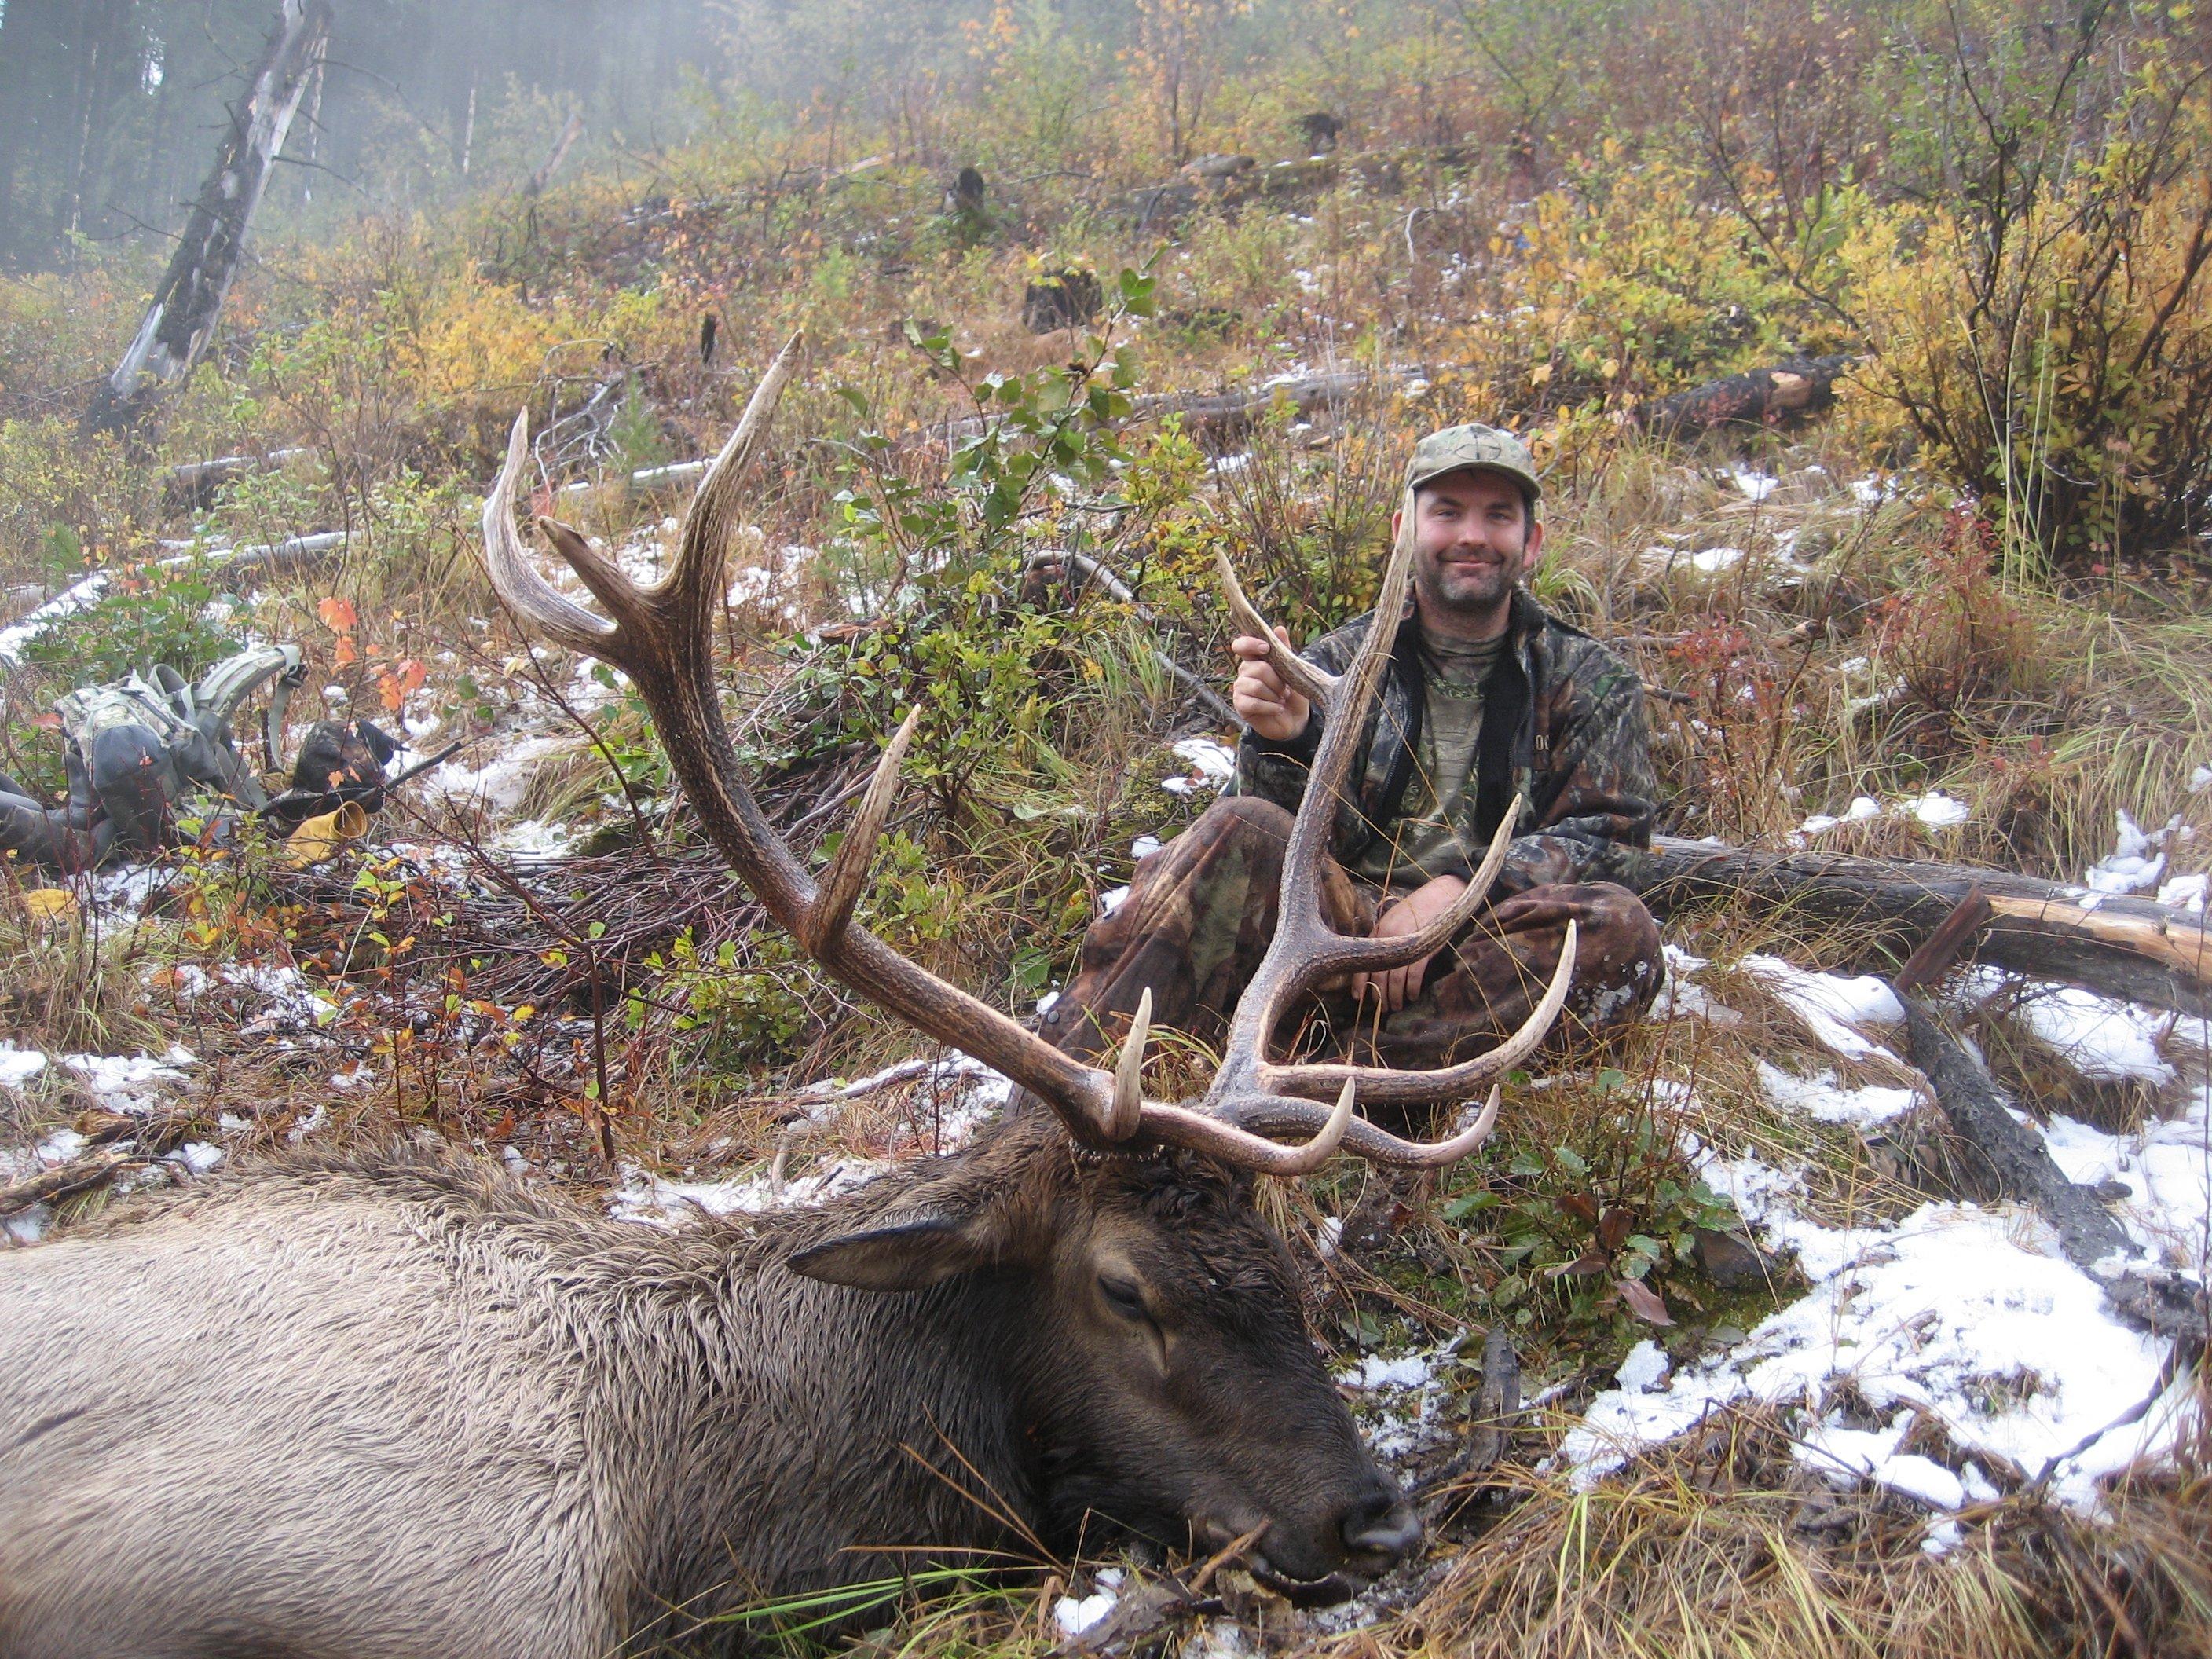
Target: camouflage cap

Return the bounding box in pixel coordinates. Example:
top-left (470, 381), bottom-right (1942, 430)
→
top-left (1404, 423), bottom-right (1541, 509)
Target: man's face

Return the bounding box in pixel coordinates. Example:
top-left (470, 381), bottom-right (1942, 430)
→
top-left (1401, 470), bottom-right (1540, 624)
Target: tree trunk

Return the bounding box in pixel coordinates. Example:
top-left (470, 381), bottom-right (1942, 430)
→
top-left (84, 0), bottom-right (331, 437)
top-left (1632, 835), bottom-right (2212, 1017)
top-left (523, 112), bottom-right (585, 199)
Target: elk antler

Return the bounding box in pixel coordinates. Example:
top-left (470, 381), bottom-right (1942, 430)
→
top-left (1197, 511), bottom-right (1580, 1163)
top-left (478, 343), bottom-right (1568, 1173)
top-left (475, 336), bottom-right (1350, 1173)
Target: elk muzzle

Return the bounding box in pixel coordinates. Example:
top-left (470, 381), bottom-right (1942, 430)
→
top-left (1339, 1481), bottom-right (1423, 1574)
top-left (1199, 1467), bottom-right (1423, 1605)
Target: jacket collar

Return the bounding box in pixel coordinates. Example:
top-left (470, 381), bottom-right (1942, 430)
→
top-left (1399, 585), bottom-right (1549, 667)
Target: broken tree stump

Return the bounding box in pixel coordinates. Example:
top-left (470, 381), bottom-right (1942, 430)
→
top-left (1633, 836), bottom-right (2212, 1017)
top-left (86, 0), bottom-right (331, 436)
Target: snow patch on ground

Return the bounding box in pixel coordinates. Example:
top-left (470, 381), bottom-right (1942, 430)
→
top-left (2010, 983), bottom-right (2176, 1086)
top-left (609, 1058), bottom-right (1013, 1225)
top-left (1793, 791), bottom-right (1971, 842)
top-left (2084, 809), bottom-right (2173, 896)
top-left (1739, 955), bottom-right (1904, 1060)
top-left (1901, 791), bottom-right (1972, 829)
top-left (423, 734), bottom-right (567, 815)
top-left (170, 961), bottom-right (336, 1035)
top-left (2040, 1078), bottom-right (2212, 1270)
top-left (1794, 795), bottom-right (1882, 837)
top-left (1646, 943), bottom-right (1745, 1027)
top-left (1340, 1340), bottom-right (1457, 1461)
top-left (1757, 1060), bottom-right (1921, 1127)
top-left (1615, 1339), bottom-right (1672, 1393)
top-left (1565, 1010), bottom-right (2211, 1519)
top-left (2159, 872), bottom-right (2207, 914)
top-left (608, 1157), bottom-right (893, 1224)
top-left (57, 1046), bottom-right (195, 1114)
top-left (1053, 1568), bottom-right (1126, 1637)
top-left (1563, 1196), bottom-right (2180, 1513)
top-left (1159, 738), bottom-right (1237, 798)
top-left (0, 1045), bottom-right (48, 1089)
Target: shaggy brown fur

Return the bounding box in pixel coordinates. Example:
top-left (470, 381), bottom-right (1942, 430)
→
top-left (0, 1114), bottom-right (1413, 1657)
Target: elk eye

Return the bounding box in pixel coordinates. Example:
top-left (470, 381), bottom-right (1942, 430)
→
top-left (1098, 1274), bottom-right (1149, 1320)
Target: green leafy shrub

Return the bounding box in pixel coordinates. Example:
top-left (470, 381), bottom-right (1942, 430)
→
top-left (20, 559), bottom-right (236, 687)
top-left (1445, 1068), bottom-right (1745, 1339)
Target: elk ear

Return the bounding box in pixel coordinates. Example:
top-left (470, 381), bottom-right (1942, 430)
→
top-left (787, 1213), bottom-right (1008, 1293)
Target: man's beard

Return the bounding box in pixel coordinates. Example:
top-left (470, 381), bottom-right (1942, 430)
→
top-left (1418, 549), bottom-right (1518, 614)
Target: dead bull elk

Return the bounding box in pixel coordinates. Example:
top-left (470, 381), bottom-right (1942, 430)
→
top-left (0, 335), bottom-right (1574, 1658)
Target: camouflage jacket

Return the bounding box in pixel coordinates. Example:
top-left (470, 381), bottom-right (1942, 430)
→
top-left (1232, 589), bottom-right (1657, 896)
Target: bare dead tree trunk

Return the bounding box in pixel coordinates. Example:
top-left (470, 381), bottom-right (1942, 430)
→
top-left (84, 0), bottom-right (331, 438)
top-left (523, 112), bottom-right (586, 200)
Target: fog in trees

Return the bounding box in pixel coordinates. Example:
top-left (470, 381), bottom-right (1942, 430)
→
top-left (0, 0), bottom-right (1144, 273)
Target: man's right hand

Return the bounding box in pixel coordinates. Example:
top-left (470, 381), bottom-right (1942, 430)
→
top-left (1230, 628), bottom-right (1312, 744)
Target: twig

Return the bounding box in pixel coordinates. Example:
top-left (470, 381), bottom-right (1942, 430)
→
top-left (0, 1148), bottom-right (137, 1218)
top-left (1022, 550), bottom-right (1236, 723)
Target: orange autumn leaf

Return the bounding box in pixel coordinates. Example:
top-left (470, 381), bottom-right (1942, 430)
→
top-left (377, 658), bottom-right (427, 712)
top-left (317, 596), bottom-right (357, 633)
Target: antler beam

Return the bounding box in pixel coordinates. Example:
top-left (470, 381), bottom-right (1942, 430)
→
top-left (474, 337), bottom-right (1367, 1176)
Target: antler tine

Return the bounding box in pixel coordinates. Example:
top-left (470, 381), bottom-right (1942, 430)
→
top-left (662, 331), bottom-right (804, 615)
top-left (1307, 797), bottom-right (1522, 980)
top-left (801, 705), bottom-right (919, 956)
top-left (1215, 550), bottom-right (1340, 712)
top-left (1264, 918), bottom-right (1578, 1108)
top-left (1108, 987), bottom-right (1152, 1141)
top-left (480, 411), bottom-right (618, 655)
top-left (1133, 1076), bottom-right (1359, 1176)
top-left (1217, 1083), bottom-right (1502, 1170)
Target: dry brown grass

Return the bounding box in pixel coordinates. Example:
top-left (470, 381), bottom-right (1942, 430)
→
top-left (1353, 1393), bottom-right (2212, 1659)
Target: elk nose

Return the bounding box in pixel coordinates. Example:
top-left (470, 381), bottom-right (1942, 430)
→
top-left (1340, 1487), bottom-right (1422, 1569)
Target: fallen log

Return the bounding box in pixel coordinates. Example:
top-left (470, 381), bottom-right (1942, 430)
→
top-left (1120, 142), bottom-right (1480, 229)
top-left (1903, 999), bottom-right (2206, 1346)
top-left (1633, 836), bottom-right (2212, 1017)
top-left (165, 447), bottom-right (310, 511)
top-left (1634, 356), bottom-right (1855, 440)
top-left (932, 367), bottom-right (1408, 451)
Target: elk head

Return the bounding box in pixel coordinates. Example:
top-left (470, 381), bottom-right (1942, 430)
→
top-left (476, 335), bottom-right (1574, 1595)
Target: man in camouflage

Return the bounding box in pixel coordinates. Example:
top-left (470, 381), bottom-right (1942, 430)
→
top-left (1035, 424), bottom-right (1664, 1104)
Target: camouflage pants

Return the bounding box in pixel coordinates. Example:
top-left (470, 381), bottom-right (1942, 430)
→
top-left (1038, 796), bottom-right (1663, 1087)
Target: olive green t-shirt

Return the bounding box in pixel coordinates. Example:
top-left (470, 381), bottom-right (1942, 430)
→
top-left (1346, 629), bottom-right (1505, 893)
